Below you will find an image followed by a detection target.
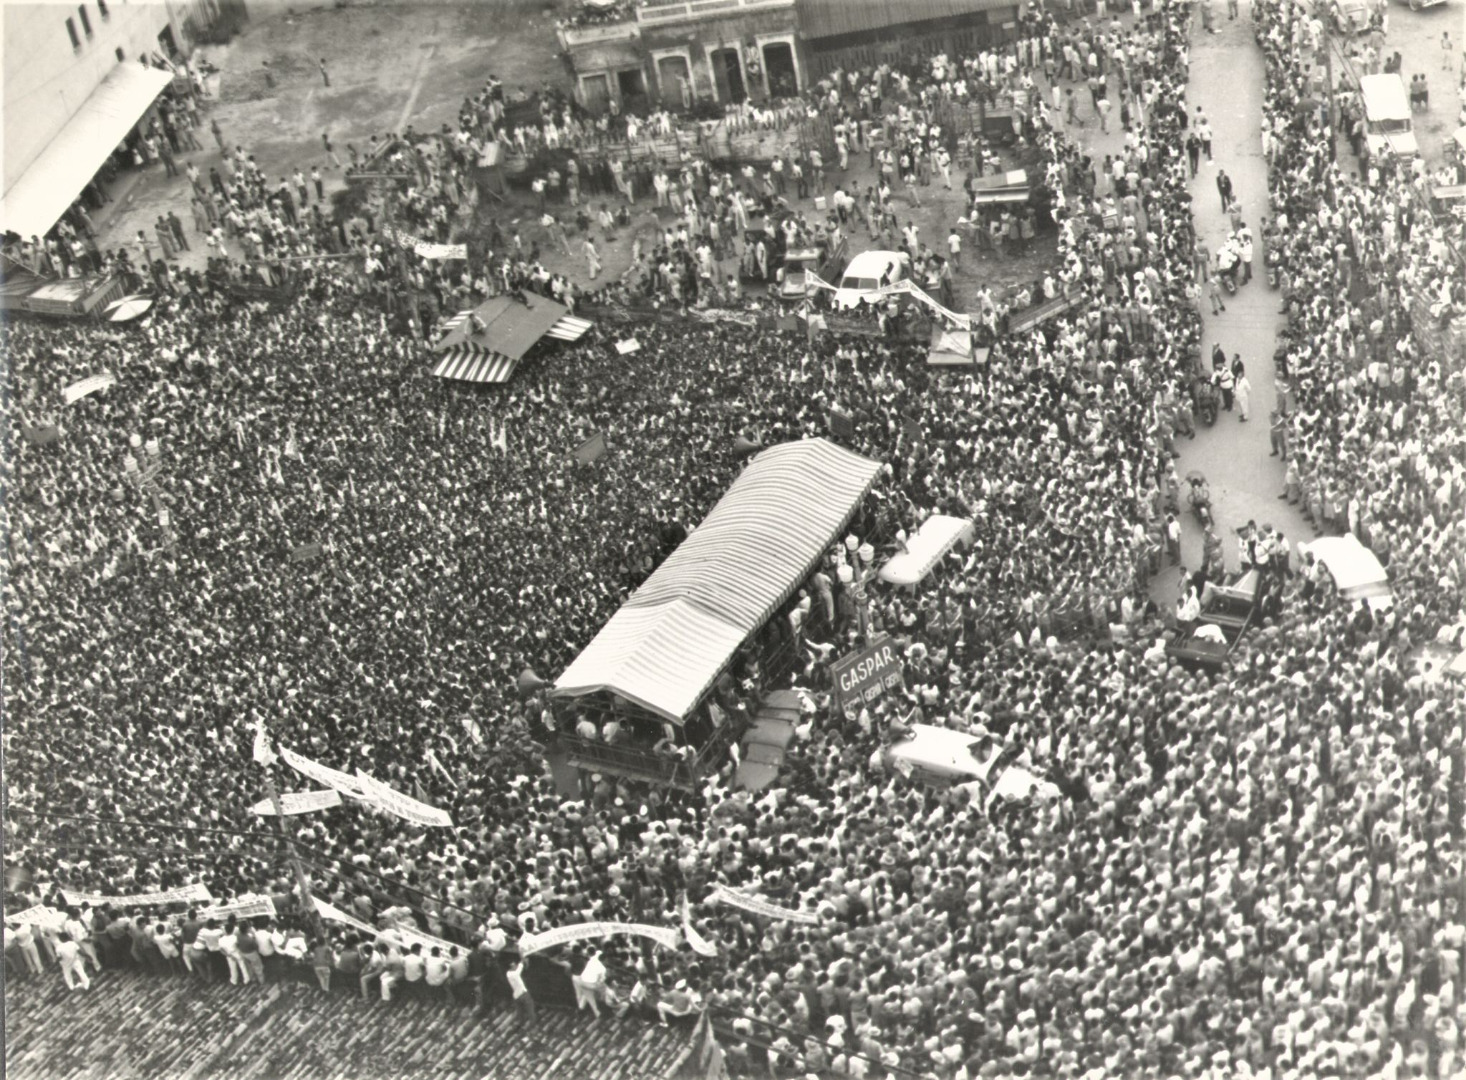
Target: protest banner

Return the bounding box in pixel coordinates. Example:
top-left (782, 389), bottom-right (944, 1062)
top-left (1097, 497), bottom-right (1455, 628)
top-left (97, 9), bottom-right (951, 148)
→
top-left (354, 769), bottom-right (454, 828)
top-left (708, 884), bottom-right (820, 925)
top-left (384, 227), bottom-right (466, 261)
top-left (573, 432), bottom-right (608, 465)
top-left (280, 746), bottom-right (365, 798)
top-left (614, 338), bottom-right (641, 355)
top-left (61, 883), bottom-right (213, 908)
top-left (518, 920), bottom-right (682, 957)
top-left (62, 373), bottom-right (116, 405)
top-left (680, 896), bottom-right (719, 957)
top-left (829, 409), bottom-right (855, 440)
top-left (315, 899), bottom-right (460, 958)
top-left (4, 904), bottom-right (68, 929)
top-left (250, 789), bottom-right (342, 816)
top-left (198, 896), bottom-right (277, 922)
top-left (21, 424), bottom-right (61, 446)
top-left (830, 634), bottom-right (904, 715)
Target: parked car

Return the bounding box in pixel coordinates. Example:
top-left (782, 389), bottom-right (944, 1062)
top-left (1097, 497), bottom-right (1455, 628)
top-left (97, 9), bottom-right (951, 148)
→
top-left (832, 250), bottom-right (910, 310)
top-left (1330, 0), bottom-right (1372, 31)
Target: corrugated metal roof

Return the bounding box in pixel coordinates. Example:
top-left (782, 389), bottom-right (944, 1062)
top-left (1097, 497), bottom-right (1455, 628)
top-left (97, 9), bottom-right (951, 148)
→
top-left (1, 63), bottom-right (173, 239)
top-left (554, 439), bottom-right (882, 721)
top-left (434, 293), bottom-right (570, 361)
top-left (797, 0), bottom-right (1010, 40)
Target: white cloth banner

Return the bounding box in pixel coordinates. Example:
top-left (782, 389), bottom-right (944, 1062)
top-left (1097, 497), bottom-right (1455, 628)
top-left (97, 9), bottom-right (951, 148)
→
top-left (198, 896), bottom-right (277, 922)
top-left (4, 904), bottom-right (68, 929)
top-left (518, 921), bottom-right (681, 957)
top-left (62, 373), bottom-right (117, 405)
top-left (708, 884), bottom-right (820, 925)
top-left (680, 896), bottom-right (719, 957)
top-left (355, 769), bottom-right (454, 828)
top-left (805, 273), bottom-right (970, 329)
top-left (250, 789), bottom-right (343, 816)
top-left (280, 746), bottom-right (365, 798)
top-left (385, 226), bottom-right (466, 260)
top-left (315, 898), bottom-right (460, 958)
top-left (61, 883), bottom-right (213, 908)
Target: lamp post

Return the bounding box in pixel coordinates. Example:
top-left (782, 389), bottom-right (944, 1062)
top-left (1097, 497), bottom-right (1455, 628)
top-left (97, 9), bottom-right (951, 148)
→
top-left (839, 537), bottom-right (875, 642)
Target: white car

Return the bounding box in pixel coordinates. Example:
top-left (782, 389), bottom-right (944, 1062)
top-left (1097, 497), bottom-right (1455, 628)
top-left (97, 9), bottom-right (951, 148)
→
top-left (833, 250), bottom-right (910, 311)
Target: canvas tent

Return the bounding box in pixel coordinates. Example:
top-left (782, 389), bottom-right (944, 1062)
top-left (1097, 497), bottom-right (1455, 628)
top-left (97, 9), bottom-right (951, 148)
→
top-left (554, 439), bottom-right (882, 721)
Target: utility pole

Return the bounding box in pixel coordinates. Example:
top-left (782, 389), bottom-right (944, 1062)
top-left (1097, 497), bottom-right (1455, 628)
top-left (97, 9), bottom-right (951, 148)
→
top-left (254, 722), bottom-right (328, 939)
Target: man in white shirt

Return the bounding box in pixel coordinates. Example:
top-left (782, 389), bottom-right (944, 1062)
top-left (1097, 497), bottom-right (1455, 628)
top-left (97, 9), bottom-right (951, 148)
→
top-left (574, 948), bottom-right (607, 1017)
top-left (56, 936), bottom-right (90, 990)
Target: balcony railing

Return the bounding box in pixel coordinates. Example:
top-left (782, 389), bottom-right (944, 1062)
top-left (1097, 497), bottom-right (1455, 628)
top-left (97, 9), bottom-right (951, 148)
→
top-left (559, 718), bottom-right (742, 790)
top-left (558, 19), bottom-right (640, 48)
top-left (636, 0), bottom-right (794, 25)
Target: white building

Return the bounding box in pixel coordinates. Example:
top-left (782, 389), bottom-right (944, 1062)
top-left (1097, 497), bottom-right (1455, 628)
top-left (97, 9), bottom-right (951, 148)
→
top-left (2, 0), bottom-right (219, 240)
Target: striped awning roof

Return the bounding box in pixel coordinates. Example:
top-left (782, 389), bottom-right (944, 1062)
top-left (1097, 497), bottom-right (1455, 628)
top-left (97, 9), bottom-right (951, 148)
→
top-left (554, 439), bottom-right (882, 721)
top-left (546, 315), bottom-right (593, 342)
top-left (431, 345), bottom-right (519, 384)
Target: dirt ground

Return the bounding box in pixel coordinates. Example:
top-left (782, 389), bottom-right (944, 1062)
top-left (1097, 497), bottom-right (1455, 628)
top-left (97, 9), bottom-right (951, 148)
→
top-left (89, 0), bottom-right (1061, 305)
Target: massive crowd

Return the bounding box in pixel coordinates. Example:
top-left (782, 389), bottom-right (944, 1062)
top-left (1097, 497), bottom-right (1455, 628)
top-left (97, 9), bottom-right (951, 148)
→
top-left (5, 1), bottom-right (1466, 1079)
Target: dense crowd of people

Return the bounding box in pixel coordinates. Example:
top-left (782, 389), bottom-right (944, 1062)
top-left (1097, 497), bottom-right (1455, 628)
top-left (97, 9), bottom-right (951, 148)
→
top-left (5, 1), bottom-right (1466, 1079)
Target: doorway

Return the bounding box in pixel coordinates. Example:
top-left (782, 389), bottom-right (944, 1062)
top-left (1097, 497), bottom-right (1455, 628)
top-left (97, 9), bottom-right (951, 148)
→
top-left (761, 41), bottom-right (797, 98)
top-left (656, 55), bottom-right (693, 108)
top-left (710, 47), bottom-right (746, 104)
top-left (156, 24), bottom-right (179, 59)
top-left (616, 67), bottom-right (648, 111)
top-left (580, 73), bottom-right (611, 114)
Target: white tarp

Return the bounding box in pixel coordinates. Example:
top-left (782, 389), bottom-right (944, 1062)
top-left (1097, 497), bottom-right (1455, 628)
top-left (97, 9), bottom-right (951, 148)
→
top-left (2, 64), bottom-right (174, 239)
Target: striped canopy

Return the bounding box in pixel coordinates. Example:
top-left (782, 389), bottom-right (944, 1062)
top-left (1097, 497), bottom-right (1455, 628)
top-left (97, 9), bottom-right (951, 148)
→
top-left (554, 439), bottom-right (882, 721)
top-left (431, 345), bottom-right (518, 384)
top-left (431, 298), bottom-right (592, 384)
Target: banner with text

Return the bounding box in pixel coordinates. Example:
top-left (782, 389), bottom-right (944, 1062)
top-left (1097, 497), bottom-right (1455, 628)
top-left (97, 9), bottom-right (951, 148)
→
top-left (250, 789), bottom-right (343, 816)
top-left (62, 373), bottom-right (117, 405)
top-left (708, 884), bottom-right (820, 925)
top-left (355, 770), bottom-right (454, 828)
top-left (518, 921), bottom-right (682, 957)
top-left (4, 904), bottom-right (68, 929)
top-left (61, 883), bottom-right (213, 908)
top-left (280, 746), bottom-right (365, 798)
top-left (197, 896), bottom-right (278, 923)
top-left (315, 898), bottom-right (461, 958)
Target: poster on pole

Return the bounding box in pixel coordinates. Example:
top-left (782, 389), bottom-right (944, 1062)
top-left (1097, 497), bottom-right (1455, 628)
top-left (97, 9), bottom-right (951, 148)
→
top-left (280, 746), bottom-right (366, 798)
top-left (573, 432), bottom-right (608, 465)
top-left (250, 789), bottom-right (342, 816)
top-left (829, 634), bottom-right (904, 715)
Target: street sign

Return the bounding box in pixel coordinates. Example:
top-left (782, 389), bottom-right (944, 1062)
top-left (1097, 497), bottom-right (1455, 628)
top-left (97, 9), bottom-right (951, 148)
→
top-left (830, 634), bottom-right (904, 715)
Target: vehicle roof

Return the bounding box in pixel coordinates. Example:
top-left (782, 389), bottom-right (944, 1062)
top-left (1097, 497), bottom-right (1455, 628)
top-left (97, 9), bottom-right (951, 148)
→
top-left (843, 250), bottom-right (908, 276)
top-left (1360, 74), bottom-right (1410, 120)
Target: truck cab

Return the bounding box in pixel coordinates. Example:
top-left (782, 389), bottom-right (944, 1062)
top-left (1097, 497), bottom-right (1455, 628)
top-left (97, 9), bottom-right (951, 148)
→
top-left (777, 234), bottom-right (848, 301)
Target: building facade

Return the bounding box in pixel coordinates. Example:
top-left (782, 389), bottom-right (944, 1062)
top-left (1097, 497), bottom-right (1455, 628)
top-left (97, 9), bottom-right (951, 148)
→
top-left (2, 0), bottom-right (218, 200)
top-left (557, 0), bottom-right (1022, 114)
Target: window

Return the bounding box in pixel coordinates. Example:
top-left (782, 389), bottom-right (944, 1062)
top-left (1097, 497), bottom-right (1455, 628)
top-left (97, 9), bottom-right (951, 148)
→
top-left (78, 5), bottom-right (92, 37)
top-left (98, 0), bottom-right (110, 18)
top-left (66, 16), bottom-right (81, 48)
top-left (115, 46), bottom-right (125, 61)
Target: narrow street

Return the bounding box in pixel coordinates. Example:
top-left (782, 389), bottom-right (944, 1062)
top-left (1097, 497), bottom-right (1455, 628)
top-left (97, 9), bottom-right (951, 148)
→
top-left (1163, 9), bottom-right (1313, 590)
